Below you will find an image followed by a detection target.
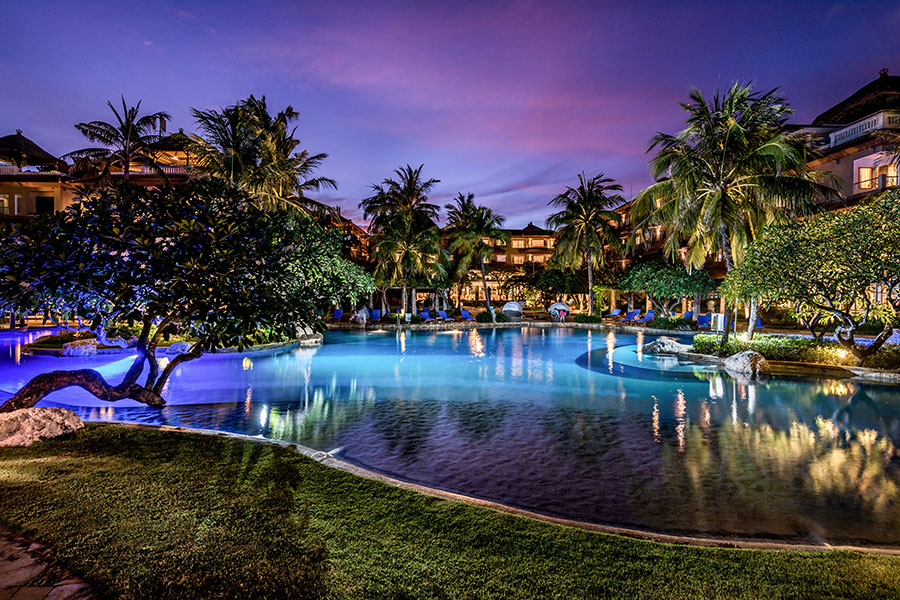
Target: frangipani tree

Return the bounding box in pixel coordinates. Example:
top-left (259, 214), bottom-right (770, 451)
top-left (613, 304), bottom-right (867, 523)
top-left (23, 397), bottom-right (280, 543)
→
top-left (618, 260), bottom-right (715, 317)
top-left (0, 180), bottom-right (372, 411)
top-left (724, 190), bottom-right (900, 364)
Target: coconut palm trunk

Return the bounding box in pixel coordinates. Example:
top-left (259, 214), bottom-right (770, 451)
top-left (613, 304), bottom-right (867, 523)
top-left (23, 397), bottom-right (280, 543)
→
top-left (747, 297), bottom-right (759, 339)
top-left (585, 245), bottom-right (594, 314)
top-left (719, 225), bottom-right (735, 349)
top-left (480, 256), bottom-right (494, 321)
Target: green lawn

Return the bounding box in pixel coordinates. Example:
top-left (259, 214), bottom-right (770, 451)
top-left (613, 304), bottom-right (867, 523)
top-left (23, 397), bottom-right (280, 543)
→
top-left (1, 425), bottom-right (900, 599)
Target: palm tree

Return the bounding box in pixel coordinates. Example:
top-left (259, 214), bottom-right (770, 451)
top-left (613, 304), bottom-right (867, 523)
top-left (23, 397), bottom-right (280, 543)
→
top-left (360, 165), bottom-right (444, 313)
top-left (629, 82), bottom-right (835, 344)
top-left (444, 193), bottom-right (510, 318)
top-left (188, 95), bottom-right (336, 212)
top-left (65, 96), bottom-right (170, 181)
top-left (547, 172), bottom-right (624, 314)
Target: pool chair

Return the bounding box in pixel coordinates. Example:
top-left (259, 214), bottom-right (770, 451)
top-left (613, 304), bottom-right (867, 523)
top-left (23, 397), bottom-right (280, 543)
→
top-left (615, 310), bottom-right (639, 322)
top-left (603, 308), bottom-right (622, 319)
top-left (370, 309), bottom-right (381, 321)
top-left (681, 311), bottom-right (693, 321)
top-left (437, 310), bottom-right (450, 322)
top-left (330, 309), bottom-right (343, 323)
top-left (697, 314), bottom-right (711, 329)
top-left (460, 309), bottom-right (475, 321)
top-left (419, 310), bottom-right (435, 322)
top-left (754, 316), bottom-right (765, 330)
top-left (633, 310), bottom-right (655, 325)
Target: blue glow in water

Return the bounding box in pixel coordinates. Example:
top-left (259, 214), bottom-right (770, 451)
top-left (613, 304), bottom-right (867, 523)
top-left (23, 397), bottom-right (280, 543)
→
top-left (3, 327), bottom-right (900, 544)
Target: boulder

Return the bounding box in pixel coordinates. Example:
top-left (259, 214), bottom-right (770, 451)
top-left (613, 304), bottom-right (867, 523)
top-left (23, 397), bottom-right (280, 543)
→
top-left (643, 336), bottom-right (692, 355)
top-left (0, 407), bottom-right (84, 447)
top-left (724, 350), bottom-right (771, 378)
top-left (62, 339), bottom-right (97, 357)
top-left (165, 341), bottom-right (193, 355)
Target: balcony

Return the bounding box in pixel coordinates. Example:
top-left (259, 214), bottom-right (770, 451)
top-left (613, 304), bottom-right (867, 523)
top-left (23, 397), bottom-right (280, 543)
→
top-left (828, 110), bottom-right (900, 148)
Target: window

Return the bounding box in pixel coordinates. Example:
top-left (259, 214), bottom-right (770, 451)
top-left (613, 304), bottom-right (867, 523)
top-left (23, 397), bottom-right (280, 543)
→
top-left (0, 195), bottom-right (7, 216)
top-left (511, 239), bottom-right (525, 248)
top-left (859, 166), bottom-right (875, 189)
top-left (530, 239), bottom-right (545, 248)
top-left (495, 254), bottom-right (506, 263)
top-left (513, 255), bottom-right (525, 264)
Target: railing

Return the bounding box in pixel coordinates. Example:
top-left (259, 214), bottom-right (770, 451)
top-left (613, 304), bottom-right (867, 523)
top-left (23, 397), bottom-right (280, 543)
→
top-left (135, 165), bottom-right (190, 175)
top-left (855, 174), bottom-right (898, 194)
top-left (0, 165), bottom-right (21, 174)
top-left (829, 111), bottom-right (900, 148)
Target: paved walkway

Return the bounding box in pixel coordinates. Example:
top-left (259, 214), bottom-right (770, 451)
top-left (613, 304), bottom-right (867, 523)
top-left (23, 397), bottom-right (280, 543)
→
top-left (0, 530), bottom-right (94, 600)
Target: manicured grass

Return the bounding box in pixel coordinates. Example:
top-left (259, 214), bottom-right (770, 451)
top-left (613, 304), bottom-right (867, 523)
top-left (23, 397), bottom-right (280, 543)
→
top-left (2, 425), bottom-right (900, 599)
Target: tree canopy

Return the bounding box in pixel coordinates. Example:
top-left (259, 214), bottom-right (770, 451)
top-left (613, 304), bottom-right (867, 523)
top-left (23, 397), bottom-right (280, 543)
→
top-left (619, 260), bottom-right (715, 316)
top-left (0, 179), bottom-right (372, 411)
top-left (724, 189), bottom-right (900, 362)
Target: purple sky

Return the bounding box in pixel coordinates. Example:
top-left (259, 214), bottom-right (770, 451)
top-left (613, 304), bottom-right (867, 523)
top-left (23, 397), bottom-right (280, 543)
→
top-left (2, 1), bottom-right (898, 227)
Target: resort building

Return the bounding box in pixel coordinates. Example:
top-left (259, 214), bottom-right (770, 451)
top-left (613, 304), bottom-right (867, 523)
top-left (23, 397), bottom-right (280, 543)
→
top-left (0, 130), bottom-right (77, 219)
top-left (800, 68), bottom-right (899, 207)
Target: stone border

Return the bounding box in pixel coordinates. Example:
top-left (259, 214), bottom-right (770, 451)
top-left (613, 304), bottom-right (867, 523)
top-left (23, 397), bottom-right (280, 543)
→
top-left (330, 320), bottom-right (697, 338)
top-left (97, 422), bottom-right (900, 556)
top-left (22, 334), bottom-right (323, 358)
top-left (0, 528), bottom-right (95, 598)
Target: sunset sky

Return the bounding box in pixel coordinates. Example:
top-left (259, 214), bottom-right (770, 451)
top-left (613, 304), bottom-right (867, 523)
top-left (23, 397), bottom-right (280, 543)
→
top-left (2, 0), bottom-right (898, 226)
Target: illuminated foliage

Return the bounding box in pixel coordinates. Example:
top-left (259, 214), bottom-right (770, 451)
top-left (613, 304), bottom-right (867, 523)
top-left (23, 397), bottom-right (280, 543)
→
top-left (618, 260), bottom-right (714, 316)
top-left (0, 179), bottom-right (372, 410)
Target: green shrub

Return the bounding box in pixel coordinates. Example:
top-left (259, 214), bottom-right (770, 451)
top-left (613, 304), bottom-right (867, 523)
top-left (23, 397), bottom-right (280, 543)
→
top-left (475, 310), bottom-right (508, 323)
top-left (647, 316), bottom-right (693, 330)
top-left (390, 313), bottom-right (424, 325)
top-left (692, 334), bottom-right (900, 369)
top-left (572, 314), bottom-right (604, 323)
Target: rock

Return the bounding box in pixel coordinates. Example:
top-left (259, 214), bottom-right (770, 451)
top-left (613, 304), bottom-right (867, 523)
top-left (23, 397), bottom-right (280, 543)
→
top-left (165, 341), bottom-right (192, 355)
top-left (0, 407), bottom-right (84, 447)
top-left (643, 336), bottom-right (692, 355)
top-left (724, 350), bottom-right (771, 378)
top-left (62, 339), bottom-right (97, 357)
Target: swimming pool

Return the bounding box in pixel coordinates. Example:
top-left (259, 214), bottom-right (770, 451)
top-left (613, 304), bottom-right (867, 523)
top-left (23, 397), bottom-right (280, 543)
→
top-left (3, 326), bottom-right (900, 545)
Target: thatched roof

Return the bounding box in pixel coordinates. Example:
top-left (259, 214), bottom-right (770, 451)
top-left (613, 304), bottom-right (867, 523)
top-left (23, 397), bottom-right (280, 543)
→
top-left (812, 69), bottom-right (900, 126)
top-left (0, 130), bottom-right (59, 167)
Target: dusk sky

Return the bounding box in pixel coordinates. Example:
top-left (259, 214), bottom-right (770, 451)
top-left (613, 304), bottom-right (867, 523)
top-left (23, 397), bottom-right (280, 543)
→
top-left (2, 1), bottom-right (898, 227)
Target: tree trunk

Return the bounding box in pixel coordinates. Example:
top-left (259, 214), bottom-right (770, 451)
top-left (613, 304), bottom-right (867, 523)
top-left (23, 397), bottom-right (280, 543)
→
top-left (836, 320), bottom-right (894, 365)
top-left (718, 225), bottom-right (735, 350)
top-left (0, 367), bottom-right (163, 413)
top-left (586, 247), bottom-right (595, 315)
top-left (480, 257), bottom-right (494, 322)
top-left (401, 278), bottom-right (408, 315)
top-left (747, 297), bottom-right (759, 339)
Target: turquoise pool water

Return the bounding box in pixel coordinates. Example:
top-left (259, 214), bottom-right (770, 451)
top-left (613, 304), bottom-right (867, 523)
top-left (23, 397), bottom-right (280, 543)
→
top-left (3, 326), bottom-right (900, 545)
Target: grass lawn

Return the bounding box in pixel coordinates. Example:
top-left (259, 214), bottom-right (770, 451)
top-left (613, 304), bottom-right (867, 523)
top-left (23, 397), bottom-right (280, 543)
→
top-left (2, 425), bottom-right (900, 599)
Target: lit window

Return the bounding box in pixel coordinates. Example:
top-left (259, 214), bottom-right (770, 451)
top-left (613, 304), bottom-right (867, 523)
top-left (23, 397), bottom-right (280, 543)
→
top-left (512, 239), bottom-right (525, 248)
top-left (859, 167), bottom-right (875, 189)
top-left (0, 194), bottom-right (7, 216)
top-left (495, 254), bottom-right (506, 263)
top-left (513, 255), bottom-right (525, 264)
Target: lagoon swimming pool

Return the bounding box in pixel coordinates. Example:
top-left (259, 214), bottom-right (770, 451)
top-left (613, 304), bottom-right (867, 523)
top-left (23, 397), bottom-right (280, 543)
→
top-left (3, 326), bottom-right (900, 545)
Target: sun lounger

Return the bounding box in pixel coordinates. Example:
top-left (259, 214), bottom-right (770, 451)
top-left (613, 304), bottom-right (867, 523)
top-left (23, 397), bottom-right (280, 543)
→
top-left (633, 310), bottom-right (655, 325)
top-left (330, 309), bottom-right (343, 323)
top-left (615, 310), bottom-right (639, 322)
top-left (681, 311), bottom-right (693, 321)
top-left (419, 310), bottom-right (435, 322)
top-left (437, 310), bottom-right (450, 322)
top-left (370, 309), bottom-right (381, 321)
top-left (460, 309), bottom-right (475, 321)
top-left (603, 308), bottom-right (622, 319)
top-left (697, 314), bottom-right (711, 329)
top-left (754, 316), bottom-right (764, 330)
